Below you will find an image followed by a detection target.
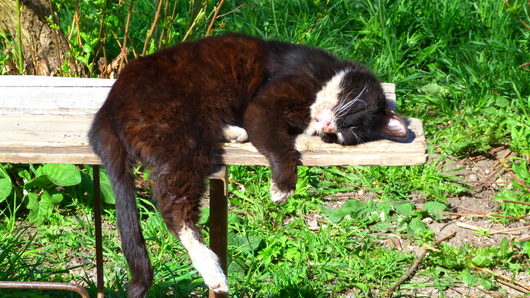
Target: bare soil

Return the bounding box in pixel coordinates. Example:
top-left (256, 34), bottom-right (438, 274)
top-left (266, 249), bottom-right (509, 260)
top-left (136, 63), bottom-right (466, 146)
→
top-left (322, 147), bottom-right (530, 296)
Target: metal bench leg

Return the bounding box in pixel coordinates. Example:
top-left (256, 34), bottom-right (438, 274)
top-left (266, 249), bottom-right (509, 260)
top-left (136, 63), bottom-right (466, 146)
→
top-left (93, 165), bottom-right (105, 298)
top-left (208, 167), bottom-right (228, 298)
top-left (0, 168), bottom-right (103, 298)
top-left (0, 281), bottom-right (89, 297)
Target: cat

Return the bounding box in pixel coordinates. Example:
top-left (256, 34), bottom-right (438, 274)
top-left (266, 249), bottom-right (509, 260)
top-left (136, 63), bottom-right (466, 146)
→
top-left (88, 33), bottom-right (407, 297)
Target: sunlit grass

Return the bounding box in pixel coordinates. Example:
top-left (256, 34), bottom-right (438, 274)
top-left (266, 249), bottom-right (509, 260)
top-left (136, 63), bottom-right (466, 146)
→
top-left (0, 0), bottom-right (529, 296)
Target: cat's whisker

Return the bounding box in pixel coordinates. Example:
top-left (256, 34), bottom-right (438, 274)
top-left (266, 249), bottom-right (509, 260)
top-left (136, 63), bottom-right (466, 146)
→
top-left (352, 130), bottom-right (364, 145)
top-left (333, 85), bottom-right (368, 117)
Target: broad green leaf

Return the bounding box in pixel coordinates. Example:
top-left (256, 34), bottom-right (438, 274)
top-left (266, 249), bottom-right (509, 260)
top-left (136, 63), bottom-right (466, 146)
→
top-left (42, 164), bottom-right (81, 186)
top-left (0, 178), bottom-right (12, 202)
top-left (479, 278), bottom-right (493, 290)
top-left (420, 82), bottom-right (449, 97)
top-left (239, 235), bottom-right (263, 255)
top-left (495, 96), bottom-right (510, 108)
top-left (26, 192), bottom-right (41, 224)
top-left (395, 202), bottom-right (413, 216)
top-left (228, 260), bottom-right (246, 277)
top-left (461, 269), bottom-right (475, 286)
top-left (0, 165), bottom-right (12, 202)
top-left (99, 168), bottom-right (116, 204)
top-left (25, 174), bottom-right (52, 189)
top-left (521, 241), bottom-right (530, 257)
top-left (407, 217), bottom-right (427, 235)
top-left (424, 201), bottom-right (446, 220)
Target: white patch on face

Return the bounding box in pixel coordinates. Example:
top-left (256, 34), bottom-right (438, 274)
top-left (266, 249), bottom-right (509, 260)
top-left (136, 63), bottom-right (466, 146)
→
top-left (270, 180), bottom-right (294, 203)
top-left (305, 69), bottom-right (350, 136)
top-left (178, 224), bottom-right (229, 293)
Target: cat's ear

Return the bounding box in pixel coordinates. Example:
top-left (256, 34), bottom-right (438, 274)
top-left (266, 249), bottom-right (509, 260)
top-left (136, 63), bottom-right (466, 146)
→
top-left (380, 111), bottom-right (408, 140)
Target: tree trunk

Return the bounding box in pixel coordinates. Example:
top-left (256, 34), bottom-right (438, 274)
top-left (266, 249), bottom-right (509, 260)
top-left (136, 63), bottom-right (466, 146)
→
top-left (0, 0), bottom-right (84, 76)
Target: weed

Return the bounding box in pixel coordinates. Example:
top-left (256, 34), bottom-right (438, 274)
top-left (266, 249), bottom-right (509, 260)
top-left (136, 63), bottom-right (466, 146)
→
top-left (1, 0), bottom-right (529, 296)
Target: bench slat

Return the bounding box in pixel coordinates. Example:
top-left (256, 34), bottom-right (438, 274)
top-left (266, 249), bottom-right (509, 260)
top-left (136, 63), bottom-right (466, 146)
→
top-left (0, 76), bottom-right (426, 166)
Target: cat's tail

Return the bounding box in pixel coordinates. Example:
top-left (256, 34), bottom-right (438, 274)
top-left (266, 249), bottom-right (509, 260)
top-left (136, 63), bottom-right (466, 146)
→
top-left (88, 112), bottom-right (153, 298)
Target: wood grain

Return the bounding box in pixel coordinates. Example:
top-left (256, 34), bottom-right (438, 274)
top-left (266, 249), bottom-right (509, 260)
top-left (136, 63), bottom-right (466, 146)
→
top-left (0, 76), bottom-right (426, 166)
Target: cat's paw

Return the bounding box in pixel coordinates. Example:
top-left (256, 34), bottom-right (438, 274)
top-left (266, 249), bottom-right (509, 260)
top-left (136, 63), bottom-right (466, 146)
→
top-left (203, 268), bottom-right (229, 294)
top-left (223, 125), bottom-right (248, 143)
top-left (270, 181), bottom-right (294, 203)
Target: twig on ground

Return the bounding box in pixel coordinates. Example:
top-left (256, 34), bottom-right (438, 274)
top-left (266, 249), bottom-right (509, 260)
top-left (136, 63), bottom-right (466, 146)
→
top-left (456, 222), bottom-right (528, 235)
top-left (474, 266), bottom-right (530, 294)
top-left (516, 236), bottom-right (530, 242)
top-left (322, 192), bottom-right (360, 200)
top-left (499, 199), bottom-right (530, 207)
top-left (497, 279), bottom-right (530, 294)
top-left (450, 207), bottom-right (530, 219)
top-left (491, 225), bottom-right (529, 235)
top-left (456, 222), bottom-right (483, 231)
top-left (384, 232), bottom-right (456, 296)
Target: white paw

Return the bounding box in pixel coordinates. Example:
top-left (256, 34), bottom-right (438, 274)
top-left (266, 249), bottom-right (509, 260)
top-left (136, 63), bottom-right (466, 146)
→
top-left (223, 125), bottom-right (248, 143)
top-left (177, 224), bottom-right (229, 294)
top-left (270, 181), bottom-right (294, 203)
top-left (203, 267), bottom-right (229, 293)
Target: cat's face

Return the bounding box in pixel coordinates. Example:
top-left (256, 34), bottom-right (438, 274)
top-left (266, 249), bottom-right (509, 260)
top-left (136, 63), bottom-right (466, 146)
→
top-left (305, 68), bottom-right (408, 145)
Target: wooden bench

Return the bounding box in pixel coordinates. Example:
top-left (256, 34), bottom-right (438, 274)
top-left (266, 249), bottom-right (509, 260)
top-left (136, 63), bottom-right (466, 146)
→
top-left (0, 75), bottom-right (426, 297)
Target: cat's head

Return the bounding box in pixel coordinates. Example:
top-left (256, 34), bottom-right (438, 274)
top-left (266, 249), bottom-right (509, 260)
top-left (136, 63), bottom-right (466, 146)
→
top-left (307, 67), bottom-right (408, 145)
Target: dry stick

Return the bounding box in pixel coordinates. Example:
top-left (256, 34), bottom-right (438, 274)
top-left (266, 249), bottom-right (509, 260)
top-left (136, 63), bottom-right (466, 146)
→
top-left (497, 279), bottom-right (530, 294)
top-left (74, 1), bottom-right (83, 47)
top-left (385, 232), bottom-right (457, 296)
top-left (521, 61), bottom-right (530, 71)
top-left (474, 266), bottom-right (530, 294)
top-left (48, 2), bottom-right (81, 76)
top-left (500, 159), bottom-right (530, 193)
top-left (68, 0), bottom-right (78, 40)
top-left (94, 0), bottom-right (109, 77)
top-left (456, 206), bottom-right (530, 219)
top-left (120, 0), bottom-right (135, 70)
top-left (517, 235), bottom-right (530, 242)
top-left (157, 0), bottom-right (171, 49)
top-left (182, 1), bottom-right (209, 42)
top-left (205, 0), bottom-right (226, 37)
top-left (142, 0), bottom-right (165, 56)
top-left (499, 199), bottom-right (530, 207)
top-left (217, 4), bottom-right (249, 18)
top-left (457, 222), bottom-right (529, 235)
top-left (502, 0), bottom-right (530, 30)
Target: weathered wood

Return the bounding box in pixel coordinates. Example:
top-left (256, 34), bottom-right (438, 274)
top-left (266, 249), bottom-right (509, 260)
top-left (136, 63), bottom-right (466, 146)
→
top-left (0, 75), bottom-right (426, 166)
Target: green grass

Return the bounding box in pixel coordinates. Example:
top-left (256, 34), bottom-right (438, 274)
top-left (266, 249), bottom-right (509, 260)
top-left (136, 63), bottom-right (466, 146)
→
top-left (1, 0), bottom-right (530, 296)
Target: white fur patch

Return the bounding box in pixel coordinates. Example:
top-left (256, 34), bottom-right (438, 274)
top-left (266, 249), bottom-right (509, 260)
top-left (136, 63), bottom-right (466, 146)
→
top-left (304, 69), bottom-right (350, 136)
top-left (337, 132), bottom-right (345, 144)
top-left (178, 224), bottom-right (229, 293)
top-left (223, 125), bottom-right (248, 143)
top-left (270, 180), bottom-right (294, 203)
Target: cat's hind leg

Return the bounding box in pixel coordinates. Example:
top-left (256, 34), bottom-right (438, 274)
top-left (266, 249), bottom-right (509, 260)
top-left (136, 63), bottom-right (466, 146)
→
top-left (152, 161), bottom-right (229, 293)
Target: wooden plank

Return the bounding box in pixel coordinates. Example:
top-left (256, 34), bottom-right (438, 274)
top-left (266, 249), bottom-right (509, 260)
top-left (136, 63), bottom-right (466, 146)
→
top-left (0, 76), bottom-right (395, 114)
top-left (0, 76), bottom-right (426, 166)
top-left (0, 114), bottom-right (425, 166)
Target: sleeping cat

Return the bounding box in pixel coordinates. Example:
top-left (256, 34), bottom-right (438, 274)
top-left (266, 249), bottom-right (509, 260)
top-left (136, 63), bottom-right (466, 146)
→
top-left (88, 34), bottom-right (407, 297)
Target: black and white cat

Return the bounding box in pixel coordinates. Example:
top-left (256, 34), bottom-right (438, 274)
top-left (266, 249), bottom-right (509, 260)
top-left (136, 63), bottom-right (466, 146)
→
top-left (88, 34), bottom-right (407, 297)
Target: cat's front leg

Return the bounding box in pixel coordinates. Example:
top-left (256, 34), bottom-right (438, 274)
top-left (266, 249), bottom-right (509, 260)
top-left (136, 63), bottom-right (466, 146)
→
top-left (244, 103), bottom-right (299, 203)
top-left (222, 124), bottom-right (248, 143)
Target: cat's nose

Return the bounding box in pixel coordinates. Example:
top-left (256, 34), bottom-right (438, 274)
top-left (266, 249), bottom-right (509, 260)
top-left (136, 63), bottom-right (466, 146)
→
top-left (322, 121), bottom-right (335, 133)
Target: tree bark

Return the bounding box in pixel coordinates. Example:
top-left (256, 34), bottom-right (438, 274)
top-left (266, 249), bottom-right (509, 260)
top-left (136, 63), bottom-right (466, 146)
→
top-left (0, 0), bottom-right (83, 76)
